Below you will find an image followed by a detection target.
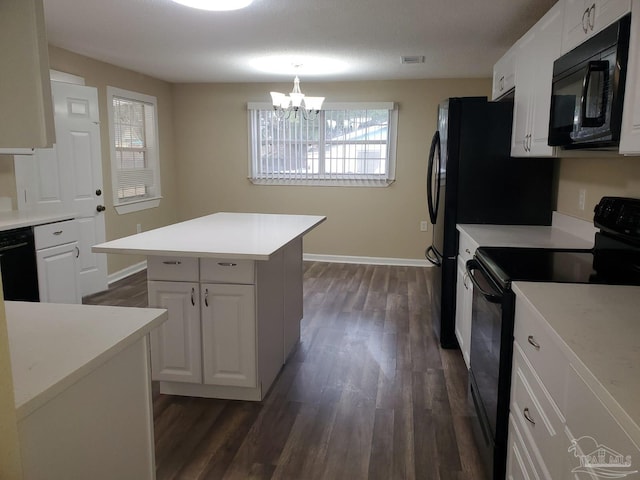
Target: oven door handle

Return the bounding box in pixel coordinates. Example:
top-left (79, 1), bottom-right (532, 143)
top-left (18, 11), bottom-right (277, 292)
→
top-left (0, 242), bottom-right (29, 253)
top-left (466, 259), bottom-right (504, 304)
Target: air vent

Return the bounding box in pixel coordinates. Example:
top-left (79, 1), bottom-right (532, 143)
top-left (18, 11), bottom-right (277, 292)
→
top-left (401, 55), bottom-right (425, 64)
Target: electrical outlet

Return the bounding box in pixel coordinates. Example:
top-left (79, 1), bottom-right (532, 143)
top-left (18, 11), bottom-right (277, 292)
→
top-left (136, 223), bottom-right (142, 233)
top-left (578, 189), bottom-right (586, 211)
top-left (420, 221), bottom-right (428, 232)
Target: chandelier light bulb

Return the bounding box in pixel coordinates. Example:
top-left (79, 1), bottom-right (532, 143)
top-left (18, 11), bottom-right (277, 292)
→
top-left (270, 75), bottom-right (324, 120)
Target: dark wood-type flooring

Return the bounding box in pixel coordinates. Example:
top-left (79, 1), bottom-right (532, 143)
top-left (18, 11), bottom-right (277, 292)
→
top-left (84, 262), bottom-right (484, 480)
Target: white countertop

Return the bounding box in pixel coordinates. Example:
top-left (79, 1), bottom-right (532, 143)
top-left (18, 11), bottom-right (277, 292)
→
top-left (457, 224), bottom-right (594, 249)
top-left (92, 212), bottom-right (327, 260)
top-left (0, 211), bottom-right (76, 232)
top-left (512, 282), bottom-right (640, 445)
top-left (6, 301), bottom-right (167, 420)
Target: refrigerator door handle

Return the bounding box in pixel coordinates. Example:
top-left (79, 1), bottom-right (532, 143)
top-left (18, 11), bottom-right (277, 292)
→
top-left (426, 130), bottom-right (441, 225)
top-left (425, 245), bottom-right (442, 267)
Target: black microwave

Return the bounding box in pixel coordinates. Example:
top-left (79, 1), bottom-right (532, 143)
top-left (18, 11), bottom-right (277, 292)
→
top-left (548, 14), bottom-right (630, 149)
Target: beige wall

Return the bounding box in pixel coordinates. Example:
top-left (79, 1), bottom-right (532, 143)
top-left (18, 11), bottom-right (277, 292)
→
top-left (556, 155), bottom-right (640, 221)
top-left (47, 47), bottom-right (180, 274)
top-left (173, 79), bottom-right (492, 260)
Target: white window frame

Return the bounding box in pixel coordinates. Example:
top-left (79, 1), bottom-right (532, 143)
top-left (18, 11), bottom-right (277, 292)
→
top-left (247, 102), bottom-right (398, 187)
top-left (106, 86), bottom-right (162, 214)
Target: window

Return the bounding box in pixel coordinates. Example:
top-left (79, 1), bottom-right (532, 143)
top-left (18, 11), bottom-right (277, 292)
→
top-left (106, 86), bottom-right (161, 214)
top-left (248, 102), bottom-right (397, 186)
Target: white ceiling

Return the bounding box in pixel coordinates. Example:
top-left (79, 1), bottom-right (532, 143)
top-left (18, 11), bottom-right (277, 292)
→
top-left (43, 0), bottom-right (556, 83)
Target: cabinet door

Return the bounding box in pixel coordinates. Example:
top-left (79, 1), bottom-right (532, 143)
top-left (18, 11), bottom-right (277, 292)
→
top-left (529, 2), bottom-right (563, 157)
top-left (201, 284), bottom-right (256, 388)
top-left (511, 30), bottom-right (535, 157)
top-left (620, 0), bottom-right (640, 154)
top-left (36, 242), bottom-right (81, 304)
top-left (454, 257), bottom-right (472, 368)
top-left (492, 45), bottom-right (517, 100)
top-left (148, 281), bottom-right (202, 383)
top-left (562, 0), bottom-right (590, 53)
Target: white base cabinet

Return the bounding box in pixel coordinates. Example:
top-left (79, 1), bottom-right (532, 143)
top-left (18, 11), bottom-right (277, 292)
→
top-left (147, 238), bottom-right (302, 401)
top-left (454, 228), bottom-right (478, 368)
top-left (508, 290), bottom-right (640, 479)
top-left (34, 220), bottom-right (81, 304)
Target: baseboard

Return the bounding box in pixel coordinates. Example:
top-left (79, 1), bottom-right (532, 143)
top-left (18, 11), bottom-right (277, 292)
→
top-left (303, 253), bottom-right (431, 267)
top-left (108, 260), bottom-right (147, 285)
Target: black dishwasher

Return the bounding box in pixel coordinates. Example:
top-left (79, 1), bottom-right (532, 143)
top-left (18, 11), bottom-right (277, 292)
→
top-left (0, 227), bottom-right (39, 301)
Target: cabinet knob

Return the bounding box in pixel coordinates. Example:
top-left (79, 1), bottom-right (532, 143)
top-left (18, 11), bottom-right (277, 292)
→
top-left (96, 205), bottom-right (106, 212)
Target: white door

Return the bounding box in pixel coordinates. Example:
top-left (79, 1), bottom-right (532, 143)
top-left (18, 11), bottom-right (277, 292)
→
top-left (50, 81), bottom-right (108, 296)
top-left (201, 283), bottom-right (256, 388)
top-left (148, 280), bottom-right (202, 384)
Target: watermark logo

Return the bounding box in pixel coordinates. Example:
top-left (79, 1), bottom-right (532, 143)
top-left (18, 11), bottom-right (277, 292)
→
top-left (568, 436), bottom-right (638, 478)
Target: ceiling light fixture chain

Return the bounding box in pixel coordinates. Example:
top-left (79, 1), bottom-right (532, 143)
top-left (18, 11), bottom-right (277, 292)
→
top-left (270, 73), bottom-right (324, 121)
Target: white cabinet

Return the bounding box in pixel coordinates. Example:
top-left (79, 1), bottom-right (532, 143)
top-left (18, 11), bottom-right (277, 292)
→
top-left (34, 220), bottom-right (81, 304)
top-left (201, 283), bottom-right (256, 388)
top-left (454, 228), bottom-right (478, 368)
top-left (561, 0), bottom-right (631, 54)
top-left (509, 289), bottom-right (640, 479)
top-left (148, 281), bottom-right (201, 383)
top-left (620, 0), bottom-right (640, 154)
top-left (0, 0), bottom-right (55, 150)
top-left (492, 44), bottom-right (518, 100)
top-left (455, 259), bottom-right (472, 368)
top-left (146, 241), bottom-right (298, 401)
top-left (511, 2), bottom-right (563, 157)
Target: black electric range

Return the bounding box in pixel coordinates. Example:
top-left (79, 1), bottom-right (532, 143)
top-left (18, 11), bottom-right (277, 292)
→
top-left (465, 196), bottom-right (640, 480)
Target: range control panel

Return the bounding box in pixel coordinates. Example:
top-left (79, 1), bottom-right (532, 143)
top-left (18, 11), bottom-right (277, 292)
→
top-left (594, 196), bottom-right (640, 239)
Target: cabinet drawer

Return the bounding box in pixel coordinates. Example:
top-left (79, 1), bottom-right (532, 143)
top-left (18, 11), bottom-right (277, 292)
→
top-left (514, 297), bottom-right (568, 410)
top-left (511, 342), bottom-right (565, 479)
top-left (34, 220), bottom-right (78, 250)
top-left (507, 413), bottom-right (542, 480)
top-left (200, 258), bottom-right (255, 284)
top-left (147, 256), bottom-right (199, 282)
top-left (457, 229), bottom-right (478, 263)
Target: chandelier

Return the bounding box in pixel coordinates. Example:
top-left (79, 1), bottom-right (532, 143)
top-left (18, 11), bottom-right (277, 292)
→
top-left (270, 76), bottom-right (325, 120)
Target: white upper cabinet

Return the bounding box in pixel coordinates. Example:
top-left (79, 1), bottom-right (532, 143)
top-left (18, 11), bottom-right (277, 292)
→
top-left (0, 0), bottom-right (55, 150)
top-left (492, 44), bottom-right (518, 101)
top-left (561, 0), bottom-right (631, 54)
top-left (511, 2), bottom-right (563, 157)
top-left (620, 0), bottom-right (640, 155)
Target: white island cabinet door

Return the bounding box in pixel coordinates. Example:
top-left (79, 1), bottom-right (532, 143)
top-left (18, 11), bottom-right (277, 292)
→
top-left (148, 280), bottom-right (202, 383)
top-left (201, 283), bottom-right (256, 388)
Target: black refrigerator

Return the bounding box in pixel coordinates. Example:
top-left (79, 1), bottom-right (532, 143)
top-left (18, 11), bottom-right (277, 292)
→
top-left (425, 97), bottom-right (554, 348)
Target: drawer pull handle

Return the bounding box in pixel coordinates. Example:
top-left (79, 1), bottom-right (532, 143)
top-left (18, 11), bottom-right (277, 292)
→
top-left (523, 408), bottom-right (535, 426)
top-left (204, 288), bottom-right (209, 307)
top-left (53, 230), bottom-right (63, 236)
top-left (218, 262), bottom-right (237, 267)
top-left (191, 287), bottom-right (195, 306)
top-left (162, 261), bottom-right (182, 265)
top-left (527, 335), bottom-right (540, 350)
top-left (75, 246), bottom-right (80, 258)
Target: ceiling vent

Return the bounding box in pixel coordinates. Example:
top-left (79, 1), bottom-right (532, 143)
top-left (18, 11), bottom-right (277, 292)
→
top-left (401, 55), bottom-right (425, 64)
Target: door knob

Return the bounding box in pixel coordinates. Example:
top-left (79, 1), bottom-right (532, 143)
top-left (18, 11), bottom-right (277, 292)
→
top-left (96, 189), bottom-right (102, 196)
top-left (96, 205), bottom-right (106, 212)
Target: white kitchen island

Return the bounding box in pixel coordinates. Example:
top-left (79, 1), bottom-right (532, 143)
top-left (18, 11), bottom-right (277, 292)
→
top-left (93, 212), bottom-right (326, 401)
top-left (6, 301), bottom-right (167, 480)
